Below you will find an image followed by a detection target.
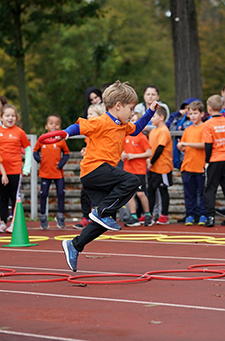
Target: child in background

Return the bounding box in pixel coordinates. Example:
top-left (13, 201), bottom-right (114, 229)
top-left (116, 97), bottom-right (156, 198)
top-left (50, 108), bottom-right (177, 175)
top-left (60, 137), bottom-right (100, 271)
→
top-left (61, 80), bottom-right (159, 272)
top-left (121, 112), bottom-right (153, 227)
top-left (33, 115), bottom-right (70, 229)
top-left (147, 106), bottom-right (173, 225)
top-left (203, 95), bottom-right (225, 227)
top-left (0, 104), bottom-right (31, 233)
top-left (177, 101), bottom-right (206, 226)
top-left (74, 104), bottom-right (105, 229)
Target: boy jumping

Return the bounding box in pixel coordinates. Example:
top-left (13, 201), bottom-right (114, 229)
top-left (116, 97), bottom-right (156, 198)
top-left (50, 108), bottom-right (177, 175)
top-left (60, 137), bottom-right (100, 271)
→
top-left (61, 80), bottom-right (159, 272)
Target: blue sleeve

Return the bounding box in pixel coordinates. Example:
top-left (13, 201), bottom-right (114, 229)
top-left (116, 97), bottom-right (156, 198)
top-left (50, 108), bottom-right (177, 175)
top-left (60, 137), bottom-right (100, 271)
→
top-left (64, 124), bottom-right (80, 137)
top-left (33, 151), bottom-right (41, 163)
top-left (58, 154), bottom-right (69, 169)
top-left (131, 108), bottom-right (155, 136)
top-left (166, 111), bottom-right (180, 129)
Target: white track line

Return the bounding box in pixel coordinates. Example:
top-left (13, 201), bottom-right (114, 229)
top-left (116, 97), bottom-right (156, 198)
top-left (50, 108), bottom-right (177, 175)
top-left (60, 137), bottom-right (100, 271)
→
top-left (0, 289), bottom-right (225, 313)
top-left (0, 330), bottom-right (86, 341)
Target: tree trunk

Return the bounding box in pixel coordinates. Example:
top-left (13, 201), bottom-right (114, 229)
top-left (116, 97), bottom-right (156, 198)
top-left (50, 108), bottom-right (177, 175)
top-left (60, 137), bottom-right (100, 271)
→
top-left (13, 3), bottom-right (30, 133)
top-left (170, 0), bottom-right (203, 109)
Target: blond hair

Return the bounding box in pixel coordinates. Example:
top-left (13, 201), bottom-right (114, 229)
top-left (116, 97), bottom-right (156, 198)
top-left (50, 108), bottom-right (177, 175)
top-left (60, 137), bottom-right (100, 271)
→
top-left (0, 104), bottom-right (20, 121)
top-left (88, 104), bottom-right (105, 116)
top-left (188, 101), bottom-right (204, 112)
top-left (102, 80), bottom-right (139, 110)
top-left (207, 95), bottom-right (223, 111)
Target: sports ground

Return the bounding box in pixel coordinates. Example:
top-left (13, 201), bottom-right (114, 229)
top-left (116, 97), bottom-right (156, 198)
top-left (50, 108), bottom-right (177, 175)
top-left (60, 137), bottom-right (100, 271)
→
top-left (1, 219), bottom-right (225, 341)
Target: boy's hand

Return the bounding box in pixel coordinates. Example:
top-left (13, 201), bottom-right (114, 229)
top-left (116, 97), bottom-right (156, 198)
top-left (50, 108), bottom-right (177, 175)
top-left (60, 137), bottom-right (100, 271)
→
top-left (150, 101), bottom-right (159, 112)
top-left (126, 153), bottom-right (136, 160)
top-left (121, 151), bottom-right (127, 161)
top-left (146, 158), bottom-right (152, 170)
top-left (55, 132), bottom-right (69, 141)
top-left (80, 147), bottom-right (86, 156)
top-left (1, 174), bottom-right (9, 186)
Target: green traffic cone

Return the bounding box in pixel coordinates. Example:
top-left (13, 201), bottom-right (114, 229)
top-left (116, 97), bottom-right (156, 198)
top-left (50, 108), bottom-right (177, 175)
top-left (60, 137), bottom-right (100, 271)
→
top-left (2, 200), bottom-right (38, 248)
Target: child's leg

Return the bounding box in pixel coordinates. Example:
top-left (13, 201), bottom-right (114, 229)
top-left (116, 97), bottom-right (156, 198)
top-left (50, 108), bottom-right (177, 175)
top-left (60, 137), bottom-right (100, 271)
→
top-left (55, 178), bottom-right (65, 213)
top-left (127, 195), bottom-right (137, 214)
top-left (40, 178), bottom-right (51, 214)
top-left (0, 174), bottom-right (20, 223)
top-left (204, 162), bottom-right (221, 217)
top-left (159, 186), bottom-right (169, 216)
top-left (196, 173), bottom-right (206, 216)
top-left (136, 191), bottom-right (149, 213)
top-left (81, 163), bottom-right (140, 217)
top-left (80, 186), bottom-right (92, 219)
top-left (147, 172), bottom-right (156, 214)
top-left (182, 171), bottom-right (197, 217)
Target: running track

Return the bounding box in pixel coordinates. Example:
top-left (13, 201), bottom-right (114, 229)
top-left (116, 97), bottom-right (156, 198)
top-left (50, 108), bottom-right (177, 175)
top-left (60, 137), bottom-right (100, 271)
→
top-left (1, 220), bottom-right (225, 341)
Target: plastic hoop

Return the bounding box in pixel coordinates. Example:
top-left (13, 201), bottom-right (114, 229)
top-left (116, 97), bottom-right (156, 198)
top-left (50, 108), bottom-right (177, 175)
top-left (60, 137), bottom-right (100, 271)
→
top-left (0, 272), bottom-right (70, 283)
top-left (188, 263), bottom-right (225, 271)
top-left (205, 238), bottom-right (225, 244)
top-left (38, 130), bottom-right (67, 144)
top-left (0, 268), bottom-right (16, 275)
top-left (54, 234), bottom-right (111, 241)
top-left (156, 235), bottom-right (215, 243)
top-left (67, 273), bottom-right (151, 285)
top-left (144, 269), bottom-right (225, 280)
top-left (0, 236), bottom-right (49, 243)
top-left (111, 234), bottom-right (167, 241)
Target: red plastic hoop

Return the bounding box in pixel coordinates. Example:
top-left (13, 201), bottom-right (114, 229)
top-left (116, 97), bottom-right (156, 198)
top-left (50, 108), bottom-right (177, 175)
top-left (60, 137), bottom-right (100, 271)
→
top-left (38, 130), bottom-right (67, 144)
top-left (67, 273), bottom-right (151, 285)
top-left (0, 268), bottom-right (16, 275)
top-left (188, 263), bottom-right (225, 271)
top-left (0, 272), bottom-right (70, 283)
top-left (144, 269), bottom-right (225, 280)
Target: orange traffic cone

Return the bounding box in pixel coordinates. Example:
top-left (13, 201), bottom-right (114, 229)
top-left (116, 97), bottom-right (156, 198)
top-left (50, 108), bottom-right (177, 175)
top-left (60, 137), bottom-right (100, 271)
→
top-left (2, 199), bottom-right (38, 247)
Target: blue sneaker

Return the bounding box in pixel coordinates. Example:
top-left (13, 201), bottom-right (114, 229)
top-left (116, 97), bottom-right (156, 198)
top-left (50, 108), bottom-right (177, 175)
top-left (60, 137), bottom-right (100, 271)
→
top-left (185, 216), bottom-right (195, 226)
top-left (62, 240), bottom-right (79, 272)
top-left (198, 215), bottom-right (207, 226)
top-left (89, 208), bottom-right (121, 231)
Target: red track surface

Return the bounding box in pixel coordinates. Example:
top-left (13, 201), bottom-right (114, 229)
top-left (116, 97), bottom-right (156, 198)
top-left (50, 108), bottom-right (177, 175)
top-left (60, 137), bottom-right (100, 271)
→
top-left (1, 220), bottom-right (225, 340)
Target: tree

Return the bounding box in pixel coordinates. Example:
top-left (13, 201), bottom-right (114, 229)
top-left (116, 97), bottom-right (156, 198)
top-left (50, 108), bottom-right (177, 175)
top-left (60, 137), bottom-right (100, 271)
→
top-left (0, 0), bottom-right (104, 132)
top-left (170, 0), bottom-right (203, 109)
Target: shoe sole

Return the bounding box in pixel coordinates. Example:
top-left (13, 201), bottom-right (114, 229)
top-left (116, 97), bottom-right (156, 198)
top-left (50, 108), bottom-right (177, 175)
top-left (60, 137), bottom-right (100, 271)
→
top-left (62, 240), bottom-right (76, 272)
top-left (55, 217), bottom-right (65, 229)
top-left (156, 221), bottom-right (170, 225)
top-left (185, 223), bottom-right (193, 226)
top-left (144, 221), bottom-right (155, 226)
top-left (124, 222), bottom-right (141, 227)
top-left (198, 222), bottom-right (206, 226)
top-left (89, 212), bottom-right (121, 231)
top-left (73, 225), bottom-right (84, 230)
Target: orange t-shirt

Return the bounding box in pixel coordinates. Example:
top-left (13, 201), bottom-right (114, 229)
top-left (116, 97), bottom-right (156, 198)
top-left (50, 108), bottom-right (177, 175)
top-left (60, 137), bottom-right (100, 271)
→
top-left (203, 116), bottom-right (225, 162)
top-left (33, 140), bottom-right (70, 179)
top-left (0, 155), bottom-right (2, 163)
top-left (148, 124), bottom-right (173, 174)
top-left (123, 133), bottom-right (150, 174)
top-left (0, 125), bottom-right (31, 174)
top-left (77, 113), bottom-right (136, 177)
top-left (180, 124), bottom-right (205, 173)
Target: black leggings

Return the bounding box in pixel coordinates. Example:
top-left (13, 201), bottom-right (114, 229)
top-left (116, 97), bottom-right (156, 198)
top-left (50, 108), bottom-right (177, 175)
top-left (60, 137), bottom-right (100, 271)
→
top-left (0, 174), bottom-right (20, 223)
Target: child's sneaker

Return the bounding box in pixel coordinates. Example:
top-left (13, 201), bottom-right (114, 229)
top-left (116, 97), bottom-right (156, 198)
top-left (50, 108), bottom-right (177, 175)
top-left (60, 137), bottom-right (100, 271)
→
top-left (156, 214), bottom-right (169, 225)
top-left (144, 215), bottom-right (154, 226)
top-left (0, 221), bottom-right (7, 233)
top-left (124, 217), bottom-right (140, 227)
top-left (89, 207), bottom-right (121, 231)
top-left (185, 216), bottom-right (195, 226)
top-left (62, 239), bottom-right (79, 272)
top-left (138, 215), bottom-right (145, 224)
top-left (198, 215), bottom-right (207, 226)
top-left (73, 217), bottom-right (90, 229)
top-left (55, 213), bottom-right (65, 229)
top-left (6, 222), bottom-right (13, 233)
top-left (40, 214), bottom-right (49, 230)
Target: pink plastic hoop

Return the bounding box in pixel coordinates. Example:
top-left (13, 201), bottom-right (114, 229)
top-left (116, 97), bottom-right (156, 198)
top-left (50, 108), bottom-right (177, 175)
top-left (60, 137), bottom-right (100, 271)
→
top-left (38, 130), bottom-right (67, 144)
top-left (67, 273), bottom-right (151, 285)
top-left (144, 269), bottom-right (225, 280)
top-left (0, 272), bottom-right (70, 283)
top-left (188, 263), bottom-right (225, 271)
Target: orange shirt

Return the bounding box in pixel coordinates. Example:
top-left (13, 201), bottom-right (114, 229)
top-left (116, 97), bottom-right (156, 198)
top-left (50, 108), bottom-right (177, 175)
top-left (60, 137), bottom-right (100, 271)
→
top-left (0, 125), bottom-right (30, 174)
top-left (77, 113), bottom-right (136, 177)
top-left (203, 116), bottom-right (225, 162)
top-left (0, 155), bottom-right (2, 163)
top-left (148, 124), bottom-right (173, 174)
top-left (123, 133), bottom-right (150, 174)
top-left (180, 124), bottom-right (205, 173)
top-left (33, 140), bottom-right (70, 179)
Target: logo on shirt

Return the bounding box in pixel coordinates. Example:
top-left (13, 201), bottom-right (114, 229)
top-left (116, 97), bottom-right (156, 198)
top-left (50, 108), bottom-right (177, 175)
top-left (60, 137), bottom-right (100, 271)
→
top-left (9, 134), bottom-right (17, 139)
top-left (115, 119), bottom-right (121, 125)
top-left (0, 133), bottom-right (3, 137)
